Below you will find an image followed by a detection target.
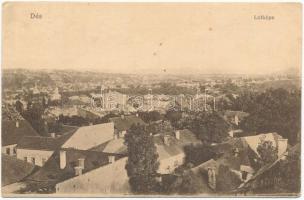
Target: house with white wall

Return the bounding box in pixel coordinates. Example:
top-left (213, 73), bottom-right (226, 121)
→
top-left (16, 132), bottom-right (72, 166)
top-left (154, 129), bottom-right (202, 174)
top-left (190, 132), bottom-right (289, 192)
top-left (2, 118), bottom-right (39, 157)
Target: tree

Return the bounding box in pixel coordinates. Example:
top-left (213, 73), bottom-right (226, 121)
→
top-left (231, 91), bottom-right (257, 112)
top-left (184, 144), bottom-right (216, 166)
top-left (188, 112), bottom-right (229, 143)
top-left (201, 112), bottom-right (229, 143)
top-left (163, 167), bottom-right (210, 195)
top-left (42, 96), bottom-right (48, 109)
top-left (216, 165), bottom-right (242, 192)
top-left (171, 170), bottom-right (203, 194)
top-left (171, 111), bottom-right (229, 143)
top-left (165, 110), bottom-right (182, 127)
top-left (15, 100), bottom-right (24, 113)
top-left (239, 89), bottom-right (301, 145)
top-left (256, 140), bottom-right (278, 166)
top-left (21, 102), bottom-right (47, 136)
top-left (138, 111), bottom-right (162, 123)
top-left (48, 120), bottom-right (62, 133)
top-left (277, 145), bottom-right (300, 193)
top-left (124, 124), bottom-right (159, 194)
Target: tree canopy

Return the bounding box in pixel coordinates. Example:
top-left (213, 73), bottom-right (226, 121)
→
top-left (237, 88), bottom-right (301, 144)
top-left (124, 124), bottom-right (159, 194)
top-left (256, 140), bottom-right (278, 166)
top-left (176, 111), bottom-right (229, 143)
top-left (216, 165), bottom-right (242, 192)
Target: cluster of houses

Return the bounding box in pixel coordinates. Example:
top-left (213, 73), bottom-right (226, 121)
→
top-left (2, 103), bottom-right (294, 196)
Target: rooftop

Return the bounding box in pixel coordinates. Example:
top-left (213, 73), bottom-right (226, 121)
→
top-left (2, 154), bottom-right (37, 186)
top-left (109, 115), bottom-right (146, 132)
top-left (16, 132), bottom-right (74, 151)
top-left (62, 122), bottom-right (114, 150)
top-left (2, 119), bottom-right (40, 146)
top-left (154, 129), bottom-right (202, 160)
top-left (27, 148), bottom-right (124, 187)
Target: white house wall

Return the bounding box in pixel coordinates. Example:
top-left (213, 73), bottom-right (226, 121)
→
top-left (2, 144), bottom-right (17, 156)
top-left (16, 149), bottom-right (54, 167)
top-left (158, 153), bottom-right (185, 174)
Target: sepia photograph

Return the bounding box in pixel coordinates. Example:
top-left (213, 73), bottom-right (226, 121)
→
top-left (1, 2), bottom-right (302, 197)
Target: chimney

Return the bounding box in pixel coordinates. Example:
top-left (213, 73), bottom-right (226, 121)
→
top-left (234, 148), bottom-right (239, 157)
top-left (175, 130), bottom-right (180, 140)
top-left (16, 121), bottom-right (19, 128)
top-left (207, 167), bottom-right (216, 190)
top-left (136, 113), bottom-right (139, 117)
top-left (60, 150), bottom-right (66, 169)
top-left (156, 176), bottom-right (162, 183)
top-left (74, 166), bottom-right (83, 176)
top-left (278, 138), bottom-right (288, 157)
top-left (121, 114), bottom-right (125, 119)
top-left (163, 135), bottom-right (170, 146)
top-left (281, 151), bottom-right (288, 160)
top-left (150, 132), bottom-right (153, 136)
top-left (228, 130), bottom-right (234, 137)
top-left (234, 115), bottom-right (239, 126)
top-left (78, 158), bottom-right (85, 169)
top-left (50, 132), bottom-right (56, 138)
top-left (108, 155), bottom-right (115, 164)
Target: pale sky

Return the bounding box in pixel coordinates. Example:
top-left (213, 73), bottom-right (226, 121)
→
top-left (2, 3), bottom-right (302, 74)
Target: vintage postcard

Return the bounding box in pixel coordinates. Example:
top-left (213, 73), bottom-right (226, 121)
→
top-left (1, 2), bottom-right (301, 197)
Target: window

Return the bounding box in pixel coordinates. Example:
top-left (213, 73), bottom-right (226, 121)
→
top-left (13, 148), bottom-right (16, 154)
top-left (6, 148), bottom-right (10, 155)
top-left (31, 157), bottom-right (35, 165)
top-left (24, 157), bottom-right (27, 162)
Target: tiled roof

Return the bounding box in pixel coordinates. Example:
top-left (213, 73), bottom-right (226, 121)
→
top-left (100, 139), bottom-right (127, 154)
top-left (191, 159), bottom-right (218, 174)
top-left (55, 157), bottom-right (130, 194)
top-left (89, 138), bottom-right (127, 155)
top-left (109, 115), bottom-right (146, 132)
top-left (2, 154), bottom-right (37, 186)
top-left (27, 149), bottom-right (124, 187)
top-left (17, 136), bottom-right (58, 151)
top-left (2, 119), bottom-right (40, 146)
top-left (16, 132), bottom-right (74, 151)
top-left (205, 132), bottom-right (287, 182)
top-left (154, 129), bottom-right (202, 160)
top-left (62, 122), bottom-right (114, 150)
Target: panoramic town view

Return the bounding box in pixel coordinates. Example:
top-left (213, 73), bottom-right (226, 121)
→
top-left (2, 68), bottom-right (301, 196)
top-left (1, 2), bottom-right (301, 197)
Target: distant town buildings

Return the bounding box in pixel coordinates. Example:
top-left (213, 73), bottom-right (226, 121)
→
top-left (1, 69), bottom-right (299, 195)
